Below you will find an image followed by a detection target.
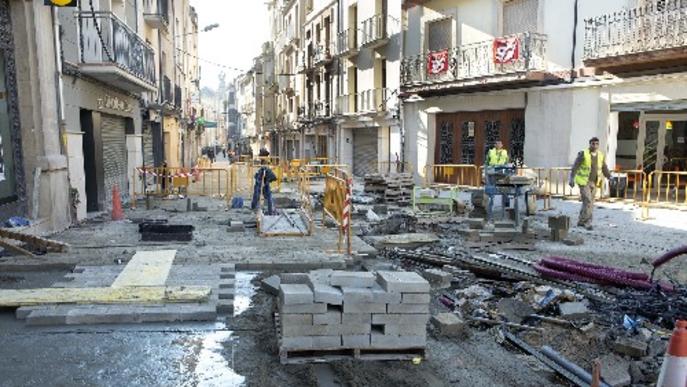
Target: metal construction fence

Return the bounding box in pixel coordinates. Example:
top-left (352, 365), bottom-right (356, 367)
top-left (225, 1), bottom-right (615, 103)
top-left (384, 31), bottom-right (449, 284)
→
top-left (131, 166), bottom-right (231, 208)
top-left (323, 168), bottom-right (352, 254)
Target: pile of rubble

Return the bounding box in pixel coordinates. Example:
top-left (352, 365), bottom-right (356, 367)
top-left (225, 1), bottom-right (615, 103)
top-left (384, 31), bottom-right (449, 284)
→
top-left (363, 173), bottom-right (414, 206)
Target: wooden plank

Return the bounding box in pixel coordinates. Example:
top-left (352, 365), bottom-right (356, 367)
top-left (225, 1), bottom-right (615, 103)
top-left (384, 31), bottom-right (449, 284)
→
top-left (0, 285), bottom-right (211, 307)
top-left (0, 239), bottom-right (36, 257)
top-left (0, 228), bottom-right (69, 252)
top-left (111, 250), bottom-right (176, 288)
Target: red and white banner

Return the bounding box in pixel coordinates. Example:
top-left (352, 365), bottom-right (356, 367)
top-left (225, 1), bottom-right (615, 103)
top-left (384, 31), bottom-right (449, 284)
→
top-left (493, 37), bottom-right (520, 64)
top-left (427, 49), bottom-right (449, 76)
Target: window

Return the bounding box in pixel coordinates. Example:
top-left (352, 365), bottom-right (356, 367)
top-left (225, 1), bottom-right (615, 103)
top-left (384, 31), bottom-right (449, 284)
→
top-left (503, 0), bottom-right (538, 35)
top-left (427, 18), bottom-right (452, 52)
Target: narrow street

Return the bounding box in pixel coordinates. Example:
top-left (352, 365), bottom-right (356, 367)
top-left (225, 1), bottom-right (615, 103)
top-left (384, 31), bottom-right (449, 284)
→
top-left (1, 0), bottom-right (686, 386)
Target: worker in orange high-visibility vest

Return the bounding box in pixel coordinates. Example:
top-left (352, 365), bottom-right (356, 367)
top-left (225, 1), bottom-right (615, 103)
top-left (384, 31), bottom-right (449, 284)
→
top-left (569, 137), bottom-right (611, 230)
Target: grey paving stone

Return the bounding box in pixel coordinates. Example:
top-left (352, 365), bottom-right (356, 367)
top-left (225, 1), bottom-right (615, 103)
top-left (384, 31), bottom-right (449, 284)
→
top-left (371, 284), bottom-right (402, 304)
top-left (281, 314), bottom-right (313, 326)
top-left (261, 275), bottom-right (281, 296)
top-left (313, 311), bottom-right (341, 325)
top-left (279, 284), bottom-right (314, 305)
top-left (329, 271), bottom-right (377, 288)
top-left (377, 271), bottom-right (430, 293)
top-left (431, 313), bottom-right (467, 337)
top-left (342, 286), bottom-right (374, 304)
top-left (372, 314), bottom-right (430, 325)
top-left (370, 333), bottom-right (426, 349)
top-left (311, 336), bottom-right (342, 349)
top-left (382, 324), bottom-right (427, 336)
top-left (342, 313), bottom-right (372, 325)
top-left (342, 334), bottom-right (371, 348)
top-left (311, 283), bottom-right (343, 305)
top-left (280, 336), bottom-right (312, 350)
top-left (279, 302), bottom-right (327, 314)
top-left (342, 303), bottom-right (387, 314)
top-left (401, 293), bottom-right (431, 304)
top-left (387, 303), bottom-right (430, 314)
top-left (280, 273), bottom-right (310, 284)
top-left (217, 301), bottom-right (234, 314)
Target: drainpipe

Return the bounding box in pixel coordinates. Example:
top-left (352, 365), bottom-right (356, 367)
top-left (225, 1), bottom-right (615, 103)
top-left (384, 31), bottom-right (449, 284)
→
top-left (399, 5), bottom-right (406, 169)
top-left (52, 6), bottom-right (66, 155)
top-left (570, 0), bottom-right (579, 82)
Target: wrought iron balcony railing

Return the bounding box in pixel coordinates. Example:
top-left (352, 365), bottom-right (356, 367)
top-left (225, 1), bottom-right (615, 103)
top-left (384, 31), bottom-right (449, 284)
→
top-left (313, 42), bottom-right (335, 65)
top-left (583, 0), bottom-right (687, 63)
top-left (336, 94), bottom-right (356, 115)
top-left (400, 32), bottom-right (547, 88)
top-left (162, 76), bottom-right (172, 104)
top-left (143, 0), bottom-right (169, 28)
top-left (360, 14), bottom-right (388, 47)
top-left (337, 28), bottom-right (358, 56)
top-left (77, 11), bottom-right (156, 90)
top-left (174, 84), bottom-right (182, 108)
top-left (336, 89), bottom-right (390, 115)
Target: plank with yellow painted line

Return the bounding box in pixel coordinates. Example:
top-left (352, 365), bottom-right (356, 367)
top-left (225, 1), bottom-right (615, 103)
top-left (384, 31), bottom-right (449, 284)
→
top-left (0, 286), bottom-right (211, 307)
top-left (111, 250), bottom-right (177, 288)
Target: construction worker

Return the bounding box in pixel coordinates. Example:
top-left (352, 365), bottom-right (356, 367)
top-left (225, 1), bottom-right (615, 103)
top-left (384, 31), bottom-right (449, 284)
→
top-left (569, 137), bottom-right (611, 230)
top-left (487, 140), bottom-right (510, 167)
top-left (251, 154), bottom-right (277, 215)
top-left (486, 140), bottom-right (511, 207)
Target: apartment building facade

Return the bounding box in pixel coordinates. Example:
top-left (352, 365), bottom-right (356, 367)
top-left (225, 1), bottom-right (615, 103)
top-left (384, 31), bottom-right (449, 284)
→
top-left (401, 0), bottom-right (687, 181)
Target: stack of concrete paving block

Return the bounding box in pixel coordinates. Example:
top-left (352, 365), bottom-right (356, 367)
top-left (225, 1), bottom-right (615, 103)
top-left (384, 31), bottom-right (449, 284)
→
top-left (277, 270), bottom-right (430, 363)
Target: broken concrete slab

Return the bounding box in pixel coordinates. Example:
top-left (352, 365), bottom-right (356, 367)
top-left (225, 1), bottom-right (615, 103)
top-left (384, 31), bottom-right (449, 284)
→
top-left (558, 302), bottom-right (590, 320)
top-left (498, 298), bottom-right (534, 323)
top-left (598, 354), bottom-right (631, 387)
top-left (261, 275), bottom-right (280, 296)
top-left (613, 336), bottom-right (648, 358)
top-left (421, 269), bottom-right (452, 289)
top-left (431, 313), bottom-right (467, 337)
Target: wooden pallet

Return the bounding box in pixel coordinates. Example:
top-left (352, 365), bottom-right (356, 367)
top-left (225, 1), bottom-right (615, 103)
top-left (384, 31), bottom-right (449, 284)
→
top-left (0, 228), bottom-right (70, 257)
top-left (275, 313), bottom-right (426, 364)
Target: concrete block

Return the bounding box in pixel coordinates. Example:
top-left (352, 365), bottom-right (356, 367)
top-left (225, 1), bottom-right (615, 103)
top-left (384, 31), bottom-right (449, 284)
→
top-left (370, 333), bottom-right (426, 349)
top-left (307, 269), bottom-right (334, 285)
top-left (431, 313), bottom-right (467, 337)
top-left (280, 273), bottom-right (309, 284)
top-left (466, 218), bottom-right (485, 229)
top-left (281, 336), bottom-right (312, 350)
top-left (282, 323), bottom-right (369, 337)
top-left (24, 309), bottom-right (68, 326)
top-left (280, 302), bottom-right (327, 314)
top-left (220, 264), bottom-right (236, 272)
top-left (313, 311), bottom-right (341, 325)
top-left (421, 269), bottom-right (452, 289)
top-left (342, 334), bottom-right (371, 348)
top-left (551, 228), bottom-right (569, 241)
top-left (281, 314), bottom-right (313, 326)
top-left (218, 289), bottom-right (235, 300)
top-left (261, 275), bottom-right (280, 296)
top-left (382, 324), bottom-right (427, 336)
top-left (548, 215), bottom-right (570, 230)
top-left (311, 284), bottom-right (343, 305)
top-left (228, 221), bottom-right (245, 232)
top-left (15, 307), bottom-right (36, 320)
top-left (559, 302), bottom-right (590, 320)
top-left (219, 281), bottom-right (235, 289)
top-left (217, 301), bottom-right (234, 314)
top-left (598, 354), bottom-right (631, 387)
top-left (342, 313), bottom-right (372, 325)
top-left (279, 284), bottom-right (314, 305)
top-left (342, 303), bottom-right (387, 314)
top-left (562, 237), bottom-right (584, 246)
top-left (342, 286), bottom-right (375, 304)
top-left (401, 293), bottom-right (431, 304)
top-left (387, 303), bottom-right (430, 314)
top-left (371, 285), bottom-right (402, 304)
top-left (373, 314), bottom-right (430, 325)
top-left (494, 221), bottom-right (515, 229)
top-left (220, 272), bottom-right (235, 279)
top-left (311, 336), bottom-right (342, 349)
top-left (613, 336), bottom-right (648, 358)
top-left (329, 271), bottom-right (377, 288)
top-left (377, 271), bottom-right (430, 293)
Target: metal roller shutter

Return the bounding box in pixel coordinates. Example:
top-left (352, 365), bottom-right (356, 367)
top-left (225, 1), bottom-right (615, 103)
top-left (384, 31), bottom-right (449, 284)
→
top-left (101, 114), bottom-right (128, 208)
top-left (353, 128), bottom-right (378, 176)
top-left (142, 124), bottom-right (154, 167)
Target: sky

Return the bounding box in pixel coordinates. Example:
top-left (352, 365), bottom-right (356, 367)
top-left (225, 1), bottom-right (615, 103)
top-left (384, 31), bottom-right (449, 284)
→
top-left (189, 0), bottom-right (270, 90)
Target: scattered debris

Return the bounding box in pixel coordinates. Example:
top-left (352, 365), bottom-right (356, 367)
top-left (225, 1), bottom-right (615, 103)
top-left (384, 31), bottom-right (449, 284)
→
top-left (421, 268), bottom-right (452, 289)
top-left (612, 336), bottom-right (648, 358)
top-left (139, 223), bottom-right (194, 242)
top-left (431, 313), bottom-right (467, 337)
top-left (559, 301), bottom-right (591, 320)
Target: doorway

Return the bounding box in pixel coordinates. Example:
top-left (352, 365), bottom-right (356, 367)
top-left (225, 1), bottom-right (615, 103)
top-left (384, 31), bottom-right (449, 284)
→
top-left (640, 114), bottom-right (687, 173)
top-left (80, 110), bottom-right (99, 212)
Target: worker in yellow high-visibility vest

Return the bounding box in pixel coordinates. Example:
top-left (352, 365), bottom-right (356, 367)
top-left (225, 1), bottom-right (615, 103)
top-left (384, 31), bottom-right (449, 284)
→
top-left (569, 137), bottom-right (611, 230)
top-left (487, 140), bottom-right (510, 167)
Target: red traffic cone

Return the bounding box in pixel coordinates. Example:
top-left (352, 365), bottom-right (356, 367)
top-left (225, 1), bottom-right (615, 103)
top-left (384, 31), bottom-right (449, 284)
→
top-left (112, 185), bottom-right (124, 221)
top-left (657, 320), bottom-right (687, 387)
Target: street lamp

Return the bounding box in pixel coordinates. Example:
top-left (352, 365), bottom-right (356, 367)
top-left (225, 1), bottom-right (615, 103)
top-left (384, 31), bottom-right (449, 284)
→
top-left (176, 23), bottom-right (220, 38)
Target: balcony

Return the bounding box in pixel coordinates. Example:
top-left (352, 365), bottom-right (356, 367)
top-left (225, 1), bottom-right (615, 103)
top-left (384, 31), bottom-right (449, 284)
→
top-left (162, 76), bottom-right (173, 104)
top-left (174, 84), bottom-right (182, 109)
top-left (143, 0), bottom-right (169, 30)
top-left (335, 89), bottom-right (389, 115)
top-left (313, 42), bottom-right (335, 66)
top-left (360, 14), bottom-right (388, 48)
top-left (76, 12), bottom-right (156, 93)
top-left (583, 0), bottom-right (687, 71)
top-left (337, 28), bottom-right (358, 57)
top-left (400, 32), bottom-right (552, 95)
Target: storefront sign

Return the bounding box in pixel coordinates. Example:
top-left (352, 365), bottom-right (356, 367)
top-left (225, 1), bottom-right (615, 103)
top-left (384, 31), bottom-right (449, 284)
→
top-left (44, 0), bottom-right (78, 7)
top-left (427, 50), bottom-right (449, 76)
top-left (97, 95), bottom-right (133, 114)
top-left (493, 37), bottom-right (520, 64)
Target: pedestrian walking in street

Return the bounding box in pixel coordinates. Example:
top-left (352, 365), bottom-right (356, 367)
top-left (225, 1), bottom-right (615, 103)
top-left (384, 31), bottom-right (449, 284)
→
top-left (569, 137), bottom-right (611, 230)
top-left (251, 156), bottom-right (277, 215)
